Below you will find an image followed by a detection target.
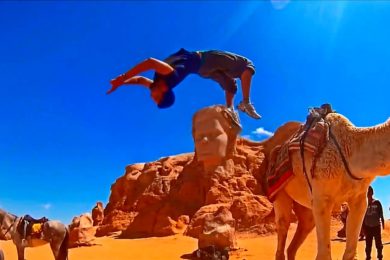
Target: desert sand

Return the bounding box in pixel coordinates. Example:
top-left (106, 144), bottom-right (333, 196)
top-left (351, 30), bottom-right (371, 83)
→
top-left (2, 223), bottom-right (390, 260)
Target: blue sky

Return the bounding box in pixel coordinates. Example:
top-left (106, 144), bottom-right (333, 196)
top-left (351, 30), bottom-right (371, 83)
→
top-left (1, 1), bottom-right (390, 223)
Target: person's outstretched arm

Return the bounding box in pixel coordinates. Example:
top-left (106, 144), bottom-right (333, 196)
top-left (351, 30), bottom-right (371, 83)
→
top-left (106, 76), bottom-right (152, 94)
top-left (121, 57), bottom-right (174, 78)
top-left (124, 76), bottom-right (153, 86)
top-left (107, 58), bottom-right (174, 94)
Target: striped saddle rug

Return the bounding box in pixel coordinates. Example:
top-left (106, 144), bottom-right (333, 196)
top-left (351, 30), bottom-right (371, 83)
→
top-left (266, 120), bottom-right (329, 200)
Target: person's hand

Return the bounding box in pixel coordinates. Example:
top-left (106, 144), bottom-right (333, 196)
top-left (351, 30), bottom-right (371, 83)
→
top-left (107, 74), bottom-right (126, 94)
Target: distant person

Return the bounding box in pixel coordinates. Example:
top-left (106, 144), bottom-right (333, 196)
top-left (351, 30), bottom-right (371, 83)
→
top-left (337, 202), bottom-right (364, 240)
top-left (107, 48), bottom-right (261, 120)
top-left (363, 186), bottom-right (384, 260)
top-left (337, 202), bottom-right (349, 238)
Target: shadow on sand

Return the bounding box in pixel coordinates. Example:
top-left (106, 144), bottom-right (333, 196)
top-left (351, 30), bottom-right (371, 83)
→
top-left (331, 237), bottom-right (366, 243)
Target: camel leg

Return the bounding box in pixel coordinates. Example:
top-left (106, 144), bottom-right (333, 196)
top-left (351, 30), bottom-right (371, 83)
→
top-left (287, 202), bottom-right (315, 260)
top-left (312, 195), bottom-right (333, 260)
top-left (274, 190), bottom-right (293, 260)
top-left (342, 195), bottom-right (367, 260)
top-left (16, 245), bottom-right (25, 260)
top-left (50, 240), bottom-right (61, 259)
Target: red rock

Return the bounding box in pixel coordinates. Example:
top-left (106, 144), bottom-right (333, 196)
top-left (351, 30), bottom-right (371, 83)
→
top-left (198, 206), bottom-right (238, 250)
top-left (92, 202), bottom-right (104, 226)
top-left (69, 213), bottom-right (97, 248)
top-left (98, 116), bottom-right (301, 239)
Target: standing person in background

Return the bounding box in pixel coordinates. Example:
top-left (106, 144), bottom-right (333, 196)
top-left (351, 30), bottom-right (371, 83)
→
top-left (364, 186), bottom-right (384, 260)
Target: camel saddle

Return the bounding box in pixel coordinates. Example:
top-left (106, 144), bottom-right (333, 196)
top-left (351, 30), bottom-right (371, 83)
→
top-left (266, 104), bottom-right (335, 200)
top-left (17, 215), bottom-right (49, 239)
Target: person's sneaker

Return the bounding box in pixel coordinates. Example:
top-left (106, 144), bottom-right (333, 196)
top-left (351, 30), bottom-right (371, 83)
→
top-left (237, 101), bottom-right (262, 119)
top-left (227, 107), bottom-right (242, 128)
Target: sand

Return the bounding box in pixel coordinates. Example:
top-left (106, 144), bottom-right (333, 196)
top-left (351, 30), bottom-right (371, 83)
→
top-left (1, 224), bottom-right (390, 260)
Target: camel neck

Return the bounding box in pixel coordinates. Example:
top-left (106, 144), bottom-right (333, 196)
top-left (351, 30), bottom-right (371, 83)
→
top-left (347, 118), bottom-right (390, 178)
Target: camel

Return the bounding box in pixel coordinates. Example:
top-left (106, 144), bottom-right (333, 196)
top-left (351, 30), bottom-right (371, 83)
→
top-left (272, 112), bottom-right (390, 260)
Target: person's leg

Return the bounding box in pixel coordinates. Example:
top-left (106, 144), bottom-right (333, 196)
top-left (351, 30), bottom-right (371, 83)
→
top-left (198, 51), bottom-right (260, 119)
top-left (365, 226), bottom-right (374, 260)
top-left (202, 70), bottom-right (242, 124)
top-left (198, 51), bottom-right (236, 109)
top-left (204, 70), bottom-right (236, 109)
top-left (225, 90), bottom-right (234, 108)
top-left (337, 225), bottom-right (346, 238)
top-left (236, 67), bottom-right (261, 119)
top-left (224, 90), bottom-right (242, 127)
top-left (374, 226), bottom-right (383, 260)
top-left (237, 69), bottom-right (261, 120)
top-left (240, 68), bottom-right (253, 103)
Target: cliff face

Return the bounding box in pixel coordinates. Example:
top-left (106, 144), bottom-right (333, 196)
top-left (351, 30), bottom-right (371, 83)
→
top-left (97, 121), bottom-right (301, 238)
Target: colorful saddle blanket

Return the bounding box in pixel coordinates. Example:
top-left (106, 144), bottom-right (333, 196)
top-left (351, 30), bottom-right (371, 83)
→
top-left (266, 120), bottom-right (330, 200)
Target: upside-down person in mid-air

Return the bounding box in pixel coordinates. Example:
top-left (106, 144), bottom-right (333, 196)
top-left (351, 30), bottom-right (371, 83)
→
top-left (107, 48), bottom-right (261, 120)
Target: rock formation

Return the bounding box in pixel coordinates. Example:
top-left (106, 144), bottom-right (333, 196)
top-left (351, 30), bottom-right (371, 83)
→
top-left (69, 213), bottom-right (97, 248)
top-left (97, 105), bottom-right (301, 241)
top-left (92, 202), bottom-right (104, 226)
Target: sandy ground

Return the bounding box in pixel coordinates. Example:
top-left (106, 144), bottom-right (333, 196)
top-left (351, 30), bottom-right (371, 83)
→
top-left (1, 223), bottom-right (390, 260)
